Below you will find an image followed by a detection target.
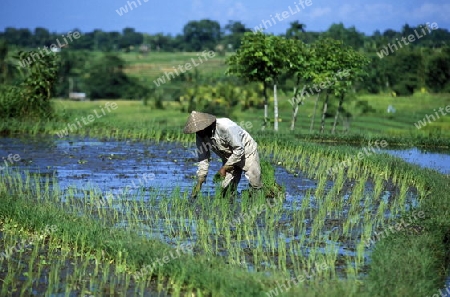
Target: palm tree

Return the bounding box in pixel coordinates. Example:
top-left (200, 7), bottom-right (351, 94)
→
top-left (286, 21), bottom-right (306, 40)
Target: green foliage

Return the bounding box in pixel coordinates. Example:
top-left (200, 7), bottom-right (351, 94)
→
top-left (306, 37), bottom-right (369, 133)
top-left (385, 50), bottom-right (422, 95)
top-left (182, 19), bottom-right (221, 51)
top-left (227, 32), bottom-right (271, 83)
top-left (392, 80), bottom-right (416, 96)
top-left (86, 53), bottom-right (148, 99)
top-left (179, 82), bottom-right (260, 117)
top-left (285, 21), bottom-right (307, 40)
top-left (323, 23), bottom-right (365, 49)
top-left (227, 32), bottom-right (293, 130)
top-left (310, 37), bottom-right (368, 96)
top-left (1, 22), bottom-right (449, 53)
top-left (425, 48), bottom-right (450, 92)
top-left (119, 27), bottom-right (144, 50)
top-left (227, 32), bottom-right (294, 86)
top-left (354, 100), bottom-right (376, 115)
top-left (223, 21), bottom-right (251, 50)
top-left (0, 39), bottom-right (12, 85)
top-left (362, 55), bottom-right (389, 94)
top-left (3, 23), bottom-right (449, 105)
top-left (0, 85), bottom-right (23, 117)
top-left (0, 50), bottom-right (59, 119)
top-left (54, 50), bottom-right (90, 97)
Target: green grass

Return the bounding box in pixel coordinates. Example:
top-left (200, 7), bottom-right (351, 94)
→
top-left (0, 178), bottom-right (275, 296)
top-left (232, 92), bottom-right (450, 138)
top-left (2, 93), bottom-right (449, 149)
top-left (119, 51), bottom-right (229, 81)
top-left (48, 93), bottom-right (450, 146)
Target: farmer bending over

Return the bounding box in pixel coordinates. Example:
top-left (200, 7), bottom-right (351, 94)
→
top-left (183, 111), bottom-right (262, 199)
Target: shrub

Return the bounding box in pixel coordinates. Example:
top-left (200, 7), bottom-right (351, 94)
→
top-left (0, 50), bottom-right (59, 119)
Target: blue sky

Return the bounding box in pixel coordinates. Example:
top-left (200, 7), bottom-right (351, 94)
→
top-left (1, 0), bottom-right (449, 35)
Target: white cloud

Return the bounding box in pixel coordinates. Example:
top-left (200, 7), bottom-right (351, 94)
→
top-left (409, 3), bottom-right (450, 21)
top-left (337, 3), bottom-right (359, 19)
top-left (227, 2), bottom-right (247, 19)
top-left (362, 4), bottom-right (395, 19)
top-left (330, 3), bottom-right (397, 23)
top-left (309, 7), bottom-right (331, 19)
top-left (188, 0), bottom-right (248, 22)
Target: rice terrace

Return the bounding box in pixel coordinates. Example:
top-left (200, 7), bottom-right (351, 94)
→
top-left (1, 1), bottom-right (450, 296)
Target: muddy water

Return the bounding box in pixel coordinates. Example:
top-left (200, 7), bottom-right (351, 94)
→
top-left (384, 147), bottom-right (450, 174)
top-left (2, 137), bottom-right (446, 203)
top-left (0, 137), bottom-right (314, 200)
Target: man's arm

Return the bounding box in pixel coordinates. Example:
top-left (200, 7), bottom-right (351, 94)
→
top-left (191, 135), bottom-right (211, 199)
top-left (196, 135), bottom-right (211, 181)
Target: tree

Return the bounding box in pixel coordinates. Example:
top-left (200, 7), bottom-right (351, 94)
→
top-left (183, 19), bottom-right (221, 51)
top-left (107, 31), bottom-right (121, 50)
top-left (119, 27), bottom-right (143, 50)
top-left (324, 23), bottom-right (365, 49)
top-left (425, 48), bottom-right (450, 92)
top-left (3, 28), bottom-right (32, 47)
top-left (89, 29), bottom-right (112, 51)
top-left (284, 38), bottom-right (312, 131)
top-left (361, 55), bottom-right (389, 93)
top-left (305, 37), bottom-right (368, 134)
top-left (382, 29), bottom-right (399, 39)
top-left (33, 27), bottom-right (51, 47)
top-left (0, 40), bottom-right (11, 85)
top-left (86, 53), bottom-right (147, 99)
top-left (330, 48), bottom-right (369, 134)
top-left (307, 38), bottom-right (355, 133)
top-left (307, 38), bottom-right (339, 133)
top-left (227, 32), bottom-right (287, 131)
top-left (148, 33), bottom-right (173, 51)
top-left (223, 21), bottom-right (250, 50)
top-left (55, 50), bottom-right (89, 97)
top-left (0, 50), bottom-right (59, 119)
top-left (385, 49), bottom-right (422, 96)
top-left (285, 21), bottom-right (306, 40)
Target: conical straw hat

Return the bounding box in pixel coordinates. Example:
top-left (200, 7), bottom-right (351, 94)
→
top-left (183, 111), bottom-right (216, 134)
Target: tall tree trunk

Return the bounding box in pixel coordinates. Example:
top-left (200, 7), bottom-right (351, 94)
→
top-left (274, 83), bottom-right (278, 131)
top-left (290, 104), bottom-right (299, 131)
top-left (331, 94), bottom-right (344, 134)
top-left (320, 92), bottom-right (329, 133)
top-left (290, 76), bottom-right (301, 131)
top-left (262, 82), bottom-right (268, 131)
top-left (310, 93), bottom-right (321, 133)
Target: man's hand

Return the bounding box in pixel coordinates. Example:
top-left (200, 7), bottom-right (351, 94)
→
top-left (190, 177), bottom-right (206, 200)
top-left (219, 165), bottom-right (234, 177)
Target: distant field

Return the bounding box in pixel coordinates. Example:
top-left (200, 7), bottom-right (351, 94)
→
top-left (261, 92), bottom-right (450, 137)
top-left (119, 51), bottom-right (229, 81)
top-left (54, 91), bottom-right (450, 138)
top-left (44, 51), bottom-right (450, 138)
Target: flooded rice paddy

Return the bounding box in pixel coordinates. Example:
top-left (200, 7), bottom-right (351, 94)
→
top-left (0, 136), bottom-right (447, 294)
top-left (384, 147), bottom-right (450, 174)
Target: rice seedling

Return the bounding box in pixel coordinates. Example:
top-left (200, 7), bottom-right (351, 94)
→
top-left (0, 123), bottom-right (446, 296)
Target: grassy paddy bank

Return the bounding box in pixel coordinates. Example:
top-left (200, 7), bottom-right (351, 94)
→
top-left (2, 94), bottom-right (450, 147)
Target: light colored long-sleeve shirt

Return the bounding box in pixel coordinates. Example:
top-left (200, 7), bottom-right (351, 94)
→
top-left (195, 118), bottom-right (258, 180)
